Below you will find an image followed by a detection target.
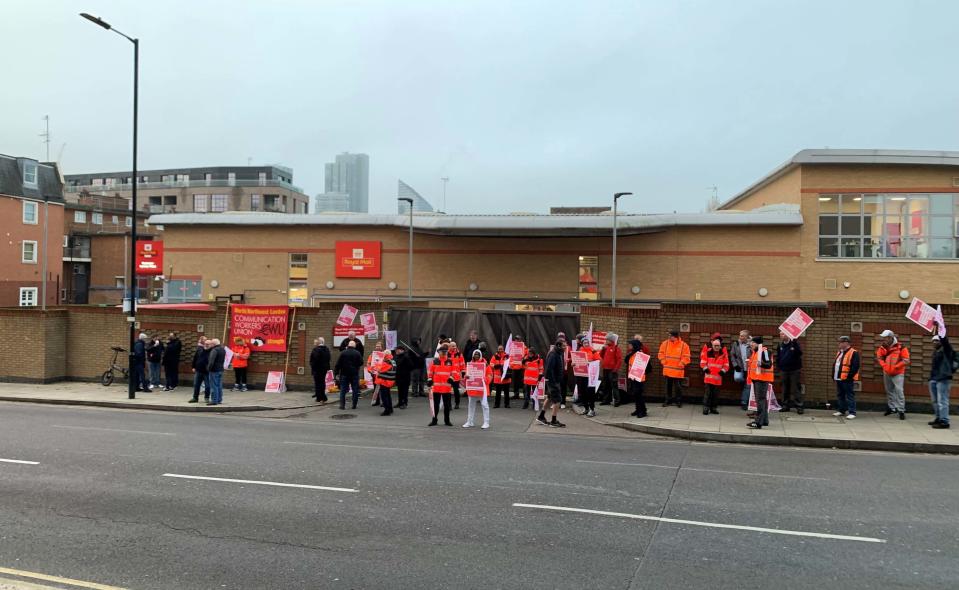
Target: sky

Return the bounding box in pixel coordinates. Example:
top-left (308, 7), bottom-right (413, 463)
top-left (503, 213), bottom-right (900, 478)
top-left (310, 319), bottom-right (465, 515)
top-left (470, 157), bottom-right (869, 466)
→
top-left (3, 0), bottom-right (958, 214)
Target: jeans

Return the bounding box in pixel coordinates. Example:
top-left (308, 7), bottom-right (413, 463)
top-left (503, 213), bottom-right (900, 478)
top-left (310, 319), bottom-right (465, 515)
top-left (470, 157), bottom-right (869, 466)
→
top-left (340, 375), bottom-right (360, 408)
top-left (192, 371), bottom-right (208, 400)
top-left (929, 380), bottom-right (951, 425)
top-left (836, 380), bottom-right (856, 415)
top-left (740, 380), bottom-right (750, 408)
top-left (207, 371), bottom-right (223, 404)
top-left (884, 373), bottom-right (906, 412)
top-left (148, 362), bottom-right (161, 387)
top-left (780, 369), bottom-right (803, 409)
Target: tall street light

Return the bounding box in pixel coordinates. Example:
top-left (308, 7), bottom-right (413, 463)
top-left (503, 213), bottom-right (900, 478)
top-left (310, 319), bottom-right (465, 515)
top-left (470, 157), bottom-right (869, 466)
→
top-left (398, 197), bottom-right (414, 300)
top-left (81, 12), bottom-right (140, 399)
top-left (611, 192), bottom-right (633, 307)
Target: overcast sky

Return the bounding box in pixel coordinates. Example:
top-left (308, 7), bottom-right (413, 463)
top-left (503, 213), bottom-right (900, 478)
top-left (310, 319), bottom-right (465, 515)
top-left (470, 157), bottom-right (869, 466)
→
top-left (3, 0), bottom-right (958, 214)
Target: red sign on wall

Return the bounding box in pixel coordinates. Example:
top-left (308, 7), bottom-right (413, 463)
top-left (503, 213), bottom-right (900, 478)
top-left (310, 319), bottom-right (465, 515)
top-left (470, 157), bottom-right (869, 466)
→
top-left (135, 240), bottom-right (163, 275)
top-left (335, 241), bottom-right (381, 278)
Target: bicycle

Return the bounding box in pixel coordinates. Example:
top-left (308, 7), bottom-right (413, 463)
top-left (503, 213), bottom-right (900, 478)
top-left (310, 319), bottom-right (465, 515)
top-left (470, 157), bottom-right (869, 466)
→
top-left (101, 346), bottom-right (130, 386)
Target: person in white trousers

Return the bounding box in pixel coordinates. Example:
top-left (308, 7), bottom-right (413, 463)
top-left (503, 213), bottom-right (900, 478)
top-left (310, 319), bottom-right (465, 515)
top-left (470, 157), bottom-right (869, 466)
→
top-left (463, 350), bottom-right (492, 430)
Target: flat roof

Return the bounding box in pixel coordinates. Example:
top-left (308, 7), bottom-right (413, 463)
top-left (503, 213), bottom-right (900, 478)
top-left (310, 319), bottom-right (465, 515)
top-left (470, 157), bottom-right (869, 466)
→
top-left (720, 149), bottom-right (959, 210)
top-left (149, 205), bottom-right (802, 237)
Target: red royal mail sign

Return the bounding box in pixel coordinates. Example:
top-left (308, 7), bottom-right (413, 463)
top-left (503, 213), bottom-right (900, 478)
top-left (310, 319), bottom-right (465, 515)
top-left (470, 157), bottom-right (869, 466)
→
top-left (135, 240), bottom-right (163, 275)
top-left (335, 241), bottom-right (381, 278)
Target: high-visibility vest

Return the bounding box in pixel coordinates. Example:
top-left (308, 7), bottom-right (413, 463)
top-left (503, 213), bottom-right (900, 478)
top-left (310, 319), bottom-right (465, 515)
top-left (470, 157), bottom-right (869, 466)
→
top-left (523, 356), bottom-right (543, 385)
top-left (747, 348), bottom-right (774, 383)
top-left (876, 343), bottom-right (910, 376)
top-left (230, 345), bottom-right (250, 369)
top-left (428, 358), bottom-right (455, 393)
top-left (701, 349), bottom-right (729, 386)
top-left (374, 357), bottom-right (396, 387)
top-left (658, 339), bottom-right (691, 378)
top-left (448, 351), bottom-right (465, 380)
top-left (835, 348), bottom-right (860, 381)
top-left (509, 344), bottom-right (527, 370)
top-left (490, 353), bottom-right (511, 384)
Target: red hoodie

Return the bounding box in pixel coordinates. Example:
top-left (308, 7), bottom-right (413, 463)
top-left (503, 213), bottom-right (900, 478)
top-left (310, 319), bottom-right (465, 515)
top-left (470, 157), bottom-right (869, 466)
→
top-left (601, 343), bottom-right (623, 371)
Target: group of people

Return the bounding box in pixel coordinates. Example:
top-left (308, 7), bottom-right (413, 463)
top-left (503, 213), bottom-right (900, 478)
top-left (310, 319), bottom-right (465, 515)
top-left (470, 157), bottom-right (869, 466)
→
top-left (131, 333), bottom-right (181, 392)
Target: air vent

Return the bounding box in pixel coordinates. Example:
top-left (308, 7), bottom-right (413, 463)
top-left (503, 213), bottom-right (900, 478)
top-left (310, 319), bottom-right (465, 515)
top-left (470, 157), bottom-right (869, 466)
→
top-left (296, 366), bottom-right (305, 375)
top-left (824, 279), bottom-right (837, 290)
top-left (850, 322), bottom-right (863, 333)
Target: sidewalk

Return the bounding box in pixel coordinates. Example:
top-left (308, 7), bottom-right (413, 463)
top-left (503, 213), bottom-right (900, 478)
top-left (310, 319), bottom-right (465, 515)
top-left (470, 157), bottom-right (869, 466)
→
top-left (0, 381), bottom-right (315, 412)
top-left (588, 402), bottom-right (959, 454)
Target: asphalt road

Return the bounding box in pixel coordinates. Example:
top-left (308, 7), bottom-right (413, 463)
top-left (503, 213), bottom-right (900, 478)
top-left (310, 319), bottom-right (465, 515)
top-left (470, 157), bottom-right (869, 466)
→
top-left (0, 397), bottom-right (956, 590)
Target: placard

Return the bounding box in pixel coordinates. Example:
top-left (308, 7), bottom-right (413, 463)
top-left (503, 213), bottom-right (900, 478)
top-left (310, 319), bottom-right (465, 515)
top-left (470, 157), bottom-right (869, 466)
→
top-left (509, 341), bottom-right (525, 364)
top-left (466, 361), bottom-right (487, 394)
top-left (369, 350), bottom-right (384, 370)
top-left (223, 346), bottom-right (234, 370)
top-left (230, 305), bottom-right (289, 352)
top-left (325, 370), bottom-right (335, 389)
top-left (628, 352), bottom-right (650, 382)
top-left (779, 308), bottom-right (814, 340)
top-left (265, 371), bottom-right (286, 393)
top-left (571, 351), bottom-right (589, 377)
top-left (336, 304), bottom-right (358, 327)
top-left (591, 331), bottom-right (607, 350)
top-left (905, 297), bottom-right (937, 332)
top-left (587, 360), bottom-right (601, 388)
top-left (384, 330), bottom-right (397, 350)
top-left (360, 312), bottom-right (378, 338)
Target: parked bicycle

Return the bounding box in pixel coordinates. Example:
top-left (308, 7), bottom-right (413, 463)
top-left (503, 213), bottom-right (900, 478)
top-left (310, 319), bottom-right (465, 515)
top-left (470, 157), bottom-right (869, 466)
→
top-left (101, 346), bottom-right (129, 386)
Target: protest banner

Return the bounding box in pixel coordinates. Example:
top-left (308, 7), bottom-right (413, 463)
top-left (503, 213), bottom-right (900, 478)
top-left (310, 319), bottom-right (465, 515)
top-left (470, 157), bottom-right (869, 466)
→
top-left (230, 305), bottom-right (289, 352)
top-left (906, 297), bottom-right (937, 332)
top-left (384, 330), bottom-right (397, 350)
top-left (587, 360), bottom-right (601, 388)
top-left (571, 351), bottom-right (589, 377)
top-left (360, 312), bottom-right (378, 338)
top-left (628, 351), bottom-right (651, 382)
top-left (508, 338), bottom-right (525, 365)
top-left (779, 308), bottom-right (814, 340)
top-left (325, 370), bottom-right (335, 390)
top-left (264, 371), bottom-right (286, 393)
top-left (466, 361), bottom-right (487, 394)
top-left (591, 331), bottom-right (607, 350)
top-left (336, 304), bottom-right (358, 327)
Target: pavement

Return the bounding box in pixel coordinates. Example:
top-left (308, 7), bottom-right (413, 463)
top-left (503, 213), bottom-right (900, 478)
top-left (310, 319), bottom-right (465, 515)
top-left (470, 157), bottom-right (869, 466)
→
top-left (0, 398), bottom-right (957, 589)
top-left (587, 401), bottom-right (959, 453)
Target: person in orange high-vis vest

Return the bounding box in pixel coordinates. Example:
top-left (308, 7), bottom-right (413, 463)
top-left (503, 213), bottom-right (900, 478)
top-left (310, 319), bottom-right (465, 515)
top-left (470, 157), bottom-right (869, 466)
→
top-left (746, 336), bottom-right (774, 429)
top-left (522, 347), bottom-right (544, 410)
top-left (463, 350), bottom-right (493, 429)
top-left (490, 345), bottom-right (512, 408)
top-left (367, 341), bottom-right (384, 407)
top-left (509, 337), bottom-right (527, 401)
top-left (877, 329), bottom-right (910, 419)
top-left (658, 330), bottom-right (691, 407)
top-left (374, 351), bottom-right (397, 417)
top-left (427, 347), bottom-right (455, 427)
top-left (447, 341), bottom-right (466, 410)
top-left (230, 337), bottom-right (251, 392)
top-left (700, 338), bottom-right (729, 415)
top-left (833, 336), bottom-right (861, 419)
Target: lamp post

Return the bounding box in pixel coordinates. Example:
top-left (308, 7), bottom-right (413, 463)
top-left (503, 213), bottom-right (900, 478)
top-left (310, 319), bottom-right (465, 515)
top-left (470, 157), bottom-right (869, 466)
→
top-left (81, 12), bottom-right (139, 399)
top-left (611, 192), bottom-right (632, 307)
top-left (398, 197), bottom-right (414, 300)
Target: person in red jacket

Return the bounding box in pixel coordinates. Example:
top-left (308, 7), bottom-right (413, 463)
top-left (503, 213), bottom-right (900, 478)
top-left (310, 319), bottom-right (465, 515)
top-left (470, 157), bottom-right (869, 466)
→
top-left (230, 337), bottom-right (251, 392)
top-left (490, 344), bottom-right (512, 408)
top-left (522, 347), bottom-right (544, 410)
top-left (599, 334), bottom-right (623, 406)
top-left (700, 338), bottom-right (729, 415)
top-left (374, 351), bottom-right (397, 417)
top-left (427, 347), bottom-right (455, 427)
top-left (509, 336), bottom-right (527, 401)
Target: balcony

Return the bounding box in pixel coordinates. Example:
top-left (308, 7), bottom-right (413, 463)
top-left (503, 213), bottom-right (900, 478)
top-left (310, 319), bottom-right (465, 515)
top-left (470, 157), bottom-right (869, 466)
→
top-left (66, 178), bottom-right (304, 194)
top-left (148, 204), bottom-right (177, 214)
top-left (63, 245), bottom-right (91, 260)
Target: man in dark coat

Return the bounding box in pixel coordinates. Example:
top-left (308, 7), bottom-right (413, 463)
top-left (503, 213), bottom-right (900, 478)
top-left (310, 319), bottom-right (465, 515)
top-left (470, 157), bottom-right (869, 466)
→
top-left (462, 331), bottom-right (485, 364)
top-left (394, 345), bottom-right (414, 409)
top-left (189, 336), bottom-right (210, 403)
top-left (309, 337), bottom-right (331, 403)
top-left (338, 330), bottom-right (365, 358)
top-left (162, 333), bottom-right (182, 392)
top-left (334, 341), bottom-right (364, 410)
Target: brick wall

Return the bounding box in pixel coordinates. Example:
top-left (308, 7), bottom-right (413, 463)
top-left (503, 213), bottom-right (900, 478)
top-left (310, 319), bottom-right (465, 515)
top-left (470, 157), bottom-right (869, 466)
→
top-left (0, 308), bottom-right (68, 382)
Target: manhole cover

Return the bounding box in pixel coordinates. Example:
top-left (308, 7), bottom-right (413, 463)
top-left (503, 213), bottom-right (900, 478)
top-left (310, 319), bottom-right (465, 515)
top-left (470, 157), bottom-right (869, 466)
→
top-left (331, 413), bottom-right (357, 420)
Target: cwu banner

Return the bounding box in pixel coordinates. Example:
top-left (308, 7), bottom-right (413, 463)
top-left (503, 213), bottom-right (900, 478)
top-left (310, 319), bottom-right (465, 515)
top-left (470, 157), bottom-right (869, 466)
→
top-left (230, 305), bottom-right (289, 352)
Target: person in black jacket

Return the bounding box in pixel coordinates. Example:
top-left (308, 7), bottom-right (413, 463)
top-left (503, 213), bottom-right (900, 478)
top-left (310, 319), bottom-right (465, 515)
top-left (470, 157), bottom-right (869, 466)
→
top-left (133, 333), bottom-right (148, 392)
top-left (776, 333), bottom-right (804, 413)
top-left (625, 338), bottom-right (651, 418)
top-left (409, 338), bottom-right (426, 397)
top-left (309, 337), bottom-right (331, 404)
top-left (162, 333), bottom-right (182, 392)
top-left (929, 321), bottom-right (954, 429)
top-left (537, 339), bottom-right (567, 428)
top-left (334, 341), bottom-right (364, 410)
top-left (206, 338), bottom-right (226, 406)
top-left (394, 345), bottom-right (414, 409)
top-left (338, 331), bottom-right (365, 358)
top-left (189, 336), bottom-right (209, 403)
top-left (146, 336), bottom-right (164, 390)
top-left (462, 331), bottom-right (485, 364)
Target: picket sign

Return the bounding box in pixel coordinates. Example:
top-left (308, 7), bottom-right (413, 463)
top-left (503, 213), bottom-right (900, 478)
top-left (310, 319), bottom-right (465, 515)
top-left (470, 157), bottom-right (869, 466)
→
top-left (336, 304), bottom-right (358, 327)
top-left (905, 297), bottom-right (937, 332)
top-left (747, 383), bottom-right (781, 412)
top-left (324, 370), bottom-right (335, 389)
top-left (779, 308), bottom-right (814, 340)
top-left (265, 371), bottom-right (286, 393)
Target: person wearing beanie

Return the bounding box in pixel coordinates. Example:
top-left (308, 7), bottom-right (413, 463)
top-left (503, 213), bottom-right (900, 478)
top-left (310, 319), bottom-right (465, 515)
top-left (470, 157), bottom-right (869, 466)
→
top-left (463, 349), bottom-right (492, 429)
top-left (876, 329), bottom-right (910, 420)
top-left (658, 329), bottom-right (691, 407)
top-left (599, 333), bottom-right (624, 407)
top-left (698, 332), bottom-right (723, 372)
top-left (701, 338), bottom-right (729, 415)
top-left (746, 336), bottom-right (774, 429)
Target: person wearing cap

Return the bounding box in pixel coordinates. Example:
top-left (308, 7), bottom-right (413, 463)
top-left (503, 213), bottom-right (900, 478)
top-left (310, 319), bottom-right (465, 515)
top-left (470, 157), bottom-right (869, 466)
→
top-left (463, 349), bottom-right (493, 429)
top-left (876, 329), bottom-right (910, 420)
top-left (658, 329), bottom-right (691, 407)
top-left (746, 336), bottom-right (774, 429)
top-left (832, 336), bottom-right (861, 419)
top-left (928, 321), bottom-right (954, 429)
top-left (776, 331), bottom-right (804, 414)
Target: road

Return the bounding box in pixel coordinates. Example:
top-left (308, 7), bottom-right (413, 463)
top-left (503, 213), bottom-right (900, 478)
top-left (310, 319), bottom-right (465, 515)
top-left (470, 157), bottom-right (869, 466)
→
top-left (0, 397), bottom-right (956, 589)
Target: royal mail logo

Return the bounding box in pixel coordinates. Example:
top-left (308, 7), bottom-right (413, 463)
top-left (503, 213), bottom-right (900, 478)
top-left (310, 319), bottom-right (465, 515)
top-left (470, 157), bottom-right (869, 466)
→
top-left (335, 241), bottom-right (381, 278)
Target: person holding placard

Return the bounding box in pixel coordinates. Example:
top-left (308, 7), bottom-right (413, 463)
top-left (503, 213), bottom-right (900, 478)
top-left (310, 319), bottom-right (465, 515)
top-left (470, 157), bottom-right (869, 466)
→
top-left (625, 337), bottom-right (650, 418)
top-left (701, 338), bottom-right (729, 415)
top-left (367, 342), bottom-right (384, 407)
top-left (490, 344), bottom-right (512, 408)
top-left (928, 321), bottom-right (954, 429)
top-left (746, 337), bottom-right (773, 429)
top-left (776, 332), bottom-right (804, 414)
top-left (522, 347), bottom-right (544, 410)
top-left (463, 350), bottom-right (492, 429)
top-left (658, 330), bottom-right (691, 407)
top-left (374, 350), bottom-right (397, 417)
top-left (573, 336), bottom-right (599, 417)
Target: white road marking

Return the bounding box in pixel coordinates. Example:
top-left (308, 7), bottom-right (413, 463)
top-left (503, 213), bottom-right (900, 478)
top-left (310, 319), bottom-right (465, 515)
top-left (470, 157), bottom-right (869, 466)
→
top-left (0, 565), bottom-right (126, 589)
top-left (575, 459), bottom-right (828, 481)
top-left (162, 473), bottom-right (358, 493)
top-left (51, 424), bottom-right (175, 436)
top-left (0, 458), bottom-right (39, 465)
top-left (512, 504), bottom-right (886, 543)
top-left (283, 441), bottom-right (449, 453)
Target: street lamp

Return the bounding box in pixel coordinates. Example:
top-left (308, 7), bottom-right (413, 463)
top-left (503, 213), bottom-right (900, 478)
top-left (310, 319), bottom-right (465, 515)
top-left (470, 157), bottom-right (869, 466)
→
top-left (398, 197), bottom-right (414, 300)
top-left (611, 192), bottom-right (632, 307)
top-left (81, 12), bottom-right (140, 399)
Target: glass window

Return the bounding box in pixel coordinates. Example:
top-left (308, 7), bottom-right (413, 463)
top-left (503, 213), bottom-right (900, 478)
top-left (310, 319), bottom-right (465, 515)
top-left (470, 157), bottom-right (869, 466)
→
top-left (818, 238), bottom-right (838, 258)
top-left (163, 195), bottom-right (177, 206)
top-left (22, 240), bottom-right (38, 263)
top-left (22, 201), bottom-right (38, 224)
top-left (125, 216), bottom-right (132, 227)
top-left (22, 162), bottom-right (38, 187)
top-left (288, 253), bottom-right (308, 306)
top-left (578, 255), bottom-right (598, 300)
top-left (819, 216), bottom-right (838, 235)
top-left (210, 194), bottom-right (229, 212)
top-left (112, 215), bottom-right (119, 224)
top-left (228, 172), bottom-right (236, 186)
top-left (251, 194), bottom-right (261, 211)
top-left (19, 287), bottom-right (38, 307)
top-left (92, 212), bottom-right (103, 225)
top-left (74, 210), bottom-right (86, 223)
top-left (193, 194), bottom-right (209, 212)
top-left (840, 216), bottom-right (861, 235)
top-left (818, 195), bottom-right (839, 213)
top-left (165, 279), bottom-right (202, 302)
